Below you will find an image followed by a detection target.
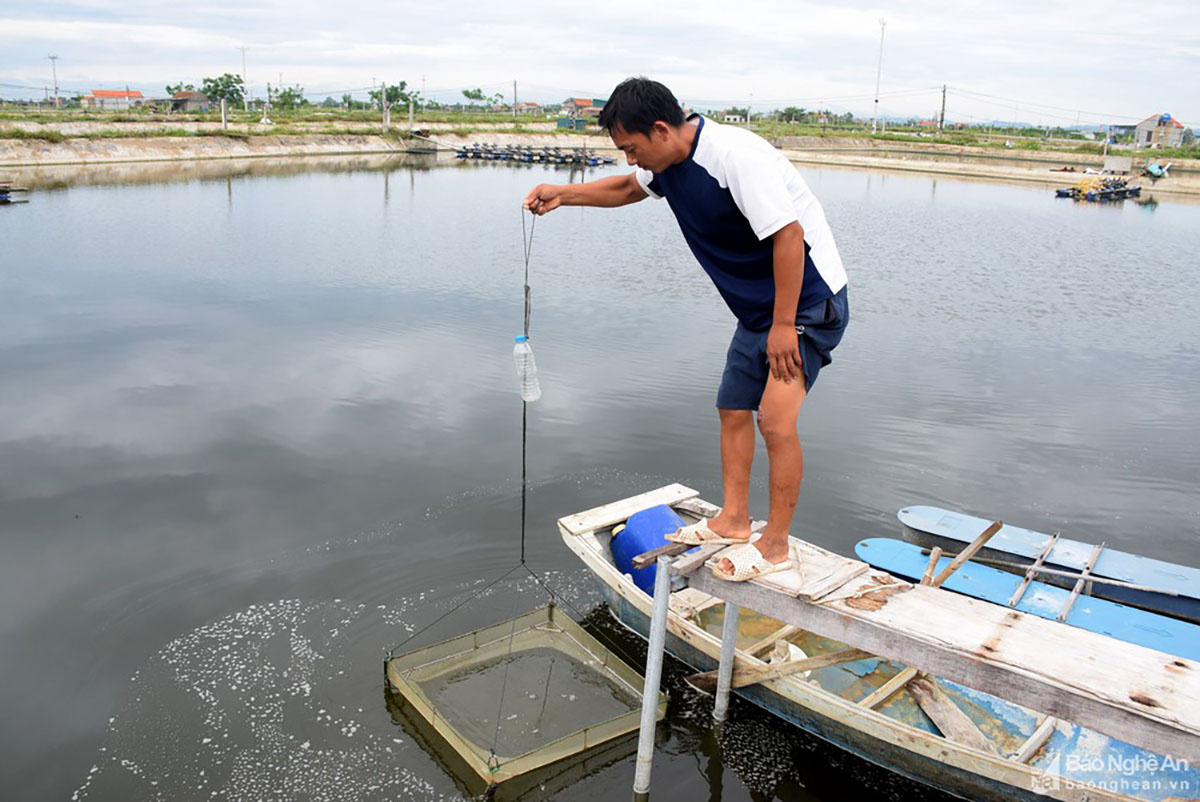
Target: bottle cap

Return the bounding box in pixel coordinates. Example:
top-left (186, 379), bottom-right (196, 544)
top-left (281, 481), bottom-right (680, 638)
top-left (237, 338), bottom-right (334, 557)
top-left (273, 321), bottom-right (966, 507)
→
top-left (514, 334), bottom-right (528, 343)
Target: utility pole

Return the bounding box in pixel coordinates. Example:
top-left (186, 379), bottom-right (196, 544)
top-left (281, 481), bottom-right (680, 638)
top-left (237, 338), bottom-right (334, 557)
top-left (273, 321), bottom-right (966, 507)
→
top-left (381, 82), bottom-right (390, 131)
top-left (939, 84), bottom-right (946, 132)
top-left (871, 17), bottom-right (886, 134)
top-left (237, 47), bottom-right (248, 111)
top-left (47, 54), bottom-right (60, 108)
top-left (513, 79), bottom-right (518, 118)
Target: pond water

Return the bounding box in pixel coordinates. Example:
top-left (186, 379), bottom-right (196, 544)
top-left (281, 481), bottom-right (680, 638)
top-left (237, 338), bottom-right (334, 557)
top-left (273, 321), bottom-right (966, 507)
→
top-left (2, 155), bottom-right (1198, 801)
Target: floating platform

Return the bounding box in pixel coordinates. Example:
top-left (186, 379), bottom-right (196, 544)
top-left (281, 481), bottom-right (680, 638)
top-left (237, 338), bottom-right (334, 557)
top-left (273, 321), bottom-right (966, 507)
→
top-left (384, 603), bottom-right (666, 789)
top-left (454, 144), bottom-right (614, 167)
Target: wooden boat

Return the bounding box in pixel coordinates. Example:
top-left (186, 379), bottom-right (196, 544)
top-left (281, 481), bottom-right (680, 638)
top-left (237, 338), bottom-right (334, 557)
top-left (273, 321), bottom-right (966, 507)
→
top-left (855, 537), bottom-right (1200, 661)
top-left (898, 506), bottom-right (1200, 624)
top-left (560, 486), bottom-right (1200, 801)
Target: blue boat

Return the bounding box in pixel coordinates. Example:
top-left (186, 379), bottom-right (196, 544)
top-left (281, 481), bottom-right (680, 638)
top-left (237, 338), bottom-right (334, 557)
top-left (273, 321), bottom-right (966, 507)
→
top-left (558, 487), bottom-right (1200, 801)
top-left (855, 538), bottom-right (1200, 661)
top-left (898, 506), bottom-right (1200, 624)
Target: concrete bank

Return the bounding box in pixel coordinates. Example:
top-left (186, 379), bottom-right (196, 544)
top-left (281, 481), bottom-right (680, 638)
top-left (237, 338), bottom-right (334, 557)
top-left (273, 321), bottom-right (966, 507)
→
top-left (3, 129), bottom-right (1196, 199)
top-left (0, 130), bottom-right (611, 168)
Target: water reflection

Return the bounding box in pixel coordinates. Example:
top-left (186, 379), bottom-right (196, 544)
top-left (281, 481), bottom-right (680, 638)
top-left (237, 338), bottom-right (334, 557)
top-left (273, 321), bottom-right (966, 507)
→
top-left (2, 157), bottom-right (1198, 802)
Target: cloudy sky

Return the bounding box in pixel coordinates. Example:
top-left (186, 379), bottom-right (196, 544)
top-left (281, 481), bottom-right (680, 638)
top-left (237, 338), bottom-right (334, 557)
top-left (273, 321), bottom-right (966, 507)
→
top-left (2, 0), bottom-right (1197, 126)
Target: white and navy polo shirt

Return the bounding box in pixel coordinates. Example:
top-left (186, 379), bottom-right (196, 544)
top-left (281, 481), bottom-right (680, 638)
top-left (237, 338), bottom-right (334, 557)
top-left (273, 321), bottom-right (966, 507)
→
top-left (636, 115), bottom-right (847, 332)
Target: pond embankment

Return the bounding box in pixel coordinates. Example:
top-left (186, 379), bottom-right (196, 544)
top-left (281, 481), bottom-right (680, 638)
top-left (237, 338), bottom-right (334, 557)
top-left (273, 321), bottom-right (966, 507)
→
top-left (3, 122), bottom-right (1197, 198)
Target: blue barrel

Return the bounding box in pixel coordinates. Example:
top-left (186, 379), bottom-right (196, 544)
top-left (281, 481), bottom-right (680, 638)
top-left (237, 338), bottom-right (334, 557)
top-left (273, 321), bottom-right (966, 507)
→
top-left (610, 504), bottom-right (693, 593)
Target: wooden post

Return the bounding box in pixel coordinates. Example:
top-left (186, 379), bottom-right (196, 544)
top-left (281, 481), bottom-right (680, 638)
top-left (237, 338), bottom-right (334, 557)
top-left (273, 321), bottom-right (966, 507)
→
top-left (920, 546), bottom-right (942, 585)
top-left (713, 603), bottom-right (739, 722)
top-left (220, 97), bottom-right (227, 131)
top-left (632, 555), bottom-right (672, 794)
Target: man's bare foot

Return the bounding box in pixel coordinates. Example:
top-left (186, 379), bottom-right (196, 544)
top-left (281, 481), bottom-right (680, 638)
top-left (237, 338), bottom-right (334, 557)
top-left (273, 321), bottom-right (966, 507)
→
top-left (705, 511), bottom-right (753, 543)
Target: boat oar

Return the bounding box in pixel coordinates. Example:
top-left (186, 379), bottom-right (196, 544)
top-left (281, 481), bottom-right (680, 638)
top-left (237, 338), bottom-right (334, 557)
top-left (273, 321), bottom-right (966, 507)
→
top-left (929, 520), bottom-right (1002, 588)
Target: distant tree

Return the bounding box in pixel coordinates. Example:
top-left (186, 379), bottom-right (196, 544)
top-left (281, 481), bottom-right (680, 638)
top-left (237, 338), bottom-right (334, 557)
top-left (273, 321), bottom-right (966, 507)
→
top-left (201, 73), bottom-right (244, 106)
top-left (166, 82), bottom-right (195, 96)
top-left (490, 92), bottom-right (504, 106)
top-left (369, 80), bottom-right (415, 108)
top-left (726, 106), bottom-right (749, 118)
top-left (462, 87), bottom-right (486, 103)
top-left (780, 106), bottom-right (808, 123)
top-left (321, 96), bottom-right (338, 108)
top-left (275, 85), bottom-right (306, 110)
top-left (341, 93), bottom-right (353, 108)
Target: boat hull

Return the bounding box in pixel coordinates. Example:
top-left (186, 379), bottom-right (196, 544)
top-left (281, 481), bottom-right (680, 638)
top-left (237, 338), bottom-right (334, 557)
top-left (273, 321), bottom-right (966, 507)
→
top-left (597, 583), bottom-right (1050, 802)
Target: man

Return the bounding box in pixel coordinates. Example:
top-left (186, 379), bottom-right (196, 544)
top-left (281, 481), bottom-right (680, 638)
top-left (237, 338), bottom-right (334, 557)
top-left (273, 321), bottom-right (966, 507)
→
top-left (523, 77), bottom-right (848, 582)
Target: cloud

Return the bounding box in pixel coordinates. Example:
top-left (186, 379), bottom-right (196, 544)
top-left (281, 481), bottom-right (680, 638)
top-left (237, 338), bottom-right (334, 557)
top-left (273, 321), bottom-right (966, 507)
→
top-left (1, 0), bottom-right (1197, 122)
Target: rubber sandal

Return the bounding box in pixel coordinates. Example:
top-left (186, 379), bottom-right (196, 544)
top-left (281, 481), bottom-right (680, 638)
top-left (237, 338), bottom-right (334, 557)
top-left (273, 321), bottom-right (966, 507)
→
top-left (711, 543), bottom-right (796, 582)
top-left (665, 519), bottom-right (752, 546)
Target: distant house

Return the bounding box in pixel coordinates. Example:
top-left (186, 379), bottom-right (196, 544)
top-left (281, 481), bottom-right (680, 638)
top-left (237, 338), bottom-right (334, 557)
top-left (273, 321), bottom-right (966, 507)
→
top-left (81, 89), bottom-right (144, 110)
top-left (1134, 113), bottom-right (1186, 148)
top-left (560, 97), bottom-right (606, 118)
top-left (171, 91), bottom-right (210, 113)
top-left (722, 113), bottom-right (745, 123)
top-left (514, 102), bottom-right (540, 114)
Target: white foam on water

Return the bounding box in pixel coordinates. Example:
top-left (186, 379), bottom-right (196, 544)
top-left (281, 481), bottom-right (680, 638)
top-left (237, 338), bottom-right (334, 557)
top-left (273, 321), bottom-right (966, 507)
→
top-left (72, 568), bottom-right (601, 802)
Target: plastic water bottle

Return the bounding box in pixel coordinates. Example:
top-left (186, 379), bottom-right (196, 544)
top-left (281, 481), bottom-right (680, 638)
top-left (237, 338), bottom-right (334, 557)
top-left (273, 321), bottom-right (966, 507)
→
top-left (513, 335), bottom-right (542, 402)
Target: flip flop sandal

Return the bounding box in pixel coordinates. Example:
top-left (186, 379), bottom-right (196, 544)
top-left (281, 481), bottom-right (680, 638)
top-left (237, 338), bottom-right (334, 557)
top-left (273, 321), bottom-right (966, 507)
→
top-left (712, 543), bottom-right (796, 582)
top-left (665, 519), bottom-right (753, 546)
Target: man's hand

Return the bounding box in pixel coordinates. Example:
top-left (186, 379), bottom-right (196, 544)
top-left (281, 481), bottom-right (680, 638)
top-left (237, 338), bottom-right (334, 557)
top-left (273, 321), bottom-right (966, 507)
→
top-left (766, 323), bottom-right (803, 383)
top-left (523, 184), bottom-right (565, 216)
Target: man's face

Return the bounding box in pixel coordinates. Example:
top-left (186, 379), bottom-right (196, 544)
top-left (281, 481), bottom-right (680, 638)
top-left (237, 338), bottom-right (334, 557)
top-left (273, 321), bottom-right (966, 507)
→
top-left (610, 122), bottom-right (672, 173)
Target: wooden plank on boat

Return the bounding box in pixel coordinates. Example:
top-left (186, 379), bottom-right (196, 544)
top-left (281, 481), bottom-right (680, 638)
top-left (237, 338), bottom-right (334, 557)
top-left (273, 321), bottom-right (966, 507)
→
top-left (669, 588), bottom-right (722, 620)
top-left (669, 544), bottom-right (727, 575)
top-left (687, 540), bottom-right (1200, 763)
top-left (1058, 542), bottom-right (1105, 622)
top-left (930, 520), bottom-right (1002, 588)
top-left (1008, 533), bottom-right (1059, 607)
top-left (688, 647), bottom-right (873, 693)
top-left (858, 666), bottom-right (921, 709)
top-left (909, 675), bottom-right (1000, 755)
top-left (558, 483), bottom-right (697, 535)
top-left (801, 562), bottom-right (870, 600)
top-left (1012, 716), bottom-right (1058, 764)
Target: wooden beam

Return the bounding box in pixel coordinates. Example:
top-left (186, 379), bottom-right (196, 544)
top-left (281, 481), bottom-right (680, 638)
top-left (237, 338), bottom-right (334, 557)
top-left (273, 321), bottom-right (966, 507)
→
top-left (746, 624), bottom-right (801, 658)
top-left (909, 675), bottom-right (1000, 754)
top-left (1058, 542), bottom-right (1106, 622)
top-left (1008, 532), bottom-right (1059, 607)
top-left (920, 547), bottom-right (942, 586)
top-left (687, 647), bottom-right (873, 694)
top-left (687, 565), bottom-right (1200, 762)
top-left (858, 666), bottom-right (921, 709)
top-left (558, 483), bottom-right (697, 535)
top-left (1013, 715), bottom-right (1058, 763)
top-left (931, 520), bottom-right (1002, 588)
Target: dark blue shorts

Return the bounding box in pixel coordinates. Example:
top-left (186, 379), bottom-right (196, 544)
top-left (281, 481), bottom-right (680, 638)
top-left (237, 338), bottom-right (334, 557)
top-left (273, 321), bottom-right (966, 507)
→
top-left (716, 286), bottom-right (849, 410)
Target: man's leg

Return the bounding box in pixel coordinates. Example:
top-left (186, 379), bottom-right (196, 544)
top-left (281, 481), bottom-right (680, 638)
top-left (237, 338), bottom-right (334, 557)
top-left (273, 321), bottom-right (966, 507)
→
top-left (707, 409), bottom-right (755, 541)
top-left (717, 374), bottom-right (806, 571)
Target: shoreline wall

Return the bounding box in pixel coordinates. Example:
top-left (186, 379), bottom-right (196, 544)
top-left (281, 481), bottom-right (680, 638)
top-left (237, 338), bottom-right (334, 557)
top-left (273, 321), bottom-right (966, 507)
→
top-left (3, 131), bottom-right (1196, 198)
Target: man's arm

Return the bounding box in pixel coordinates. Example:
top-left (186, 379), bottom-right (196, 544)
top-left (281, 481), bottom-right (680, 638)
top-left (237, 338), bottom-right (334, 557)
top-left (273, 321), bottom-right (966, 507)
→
top-left (523, 173), bottom-right (646, 215)
top-left (766, 221), bottom-right (806, 384)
